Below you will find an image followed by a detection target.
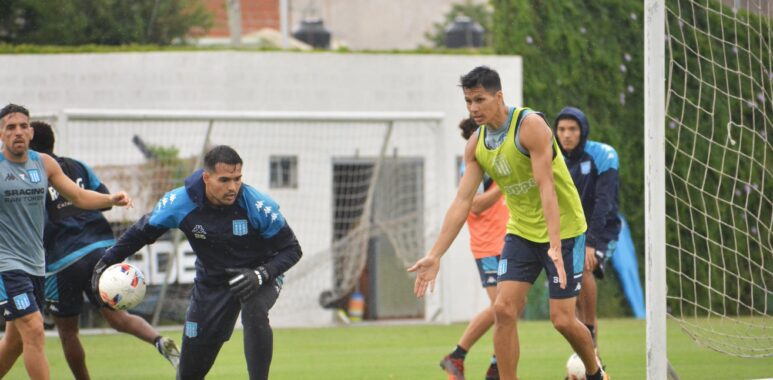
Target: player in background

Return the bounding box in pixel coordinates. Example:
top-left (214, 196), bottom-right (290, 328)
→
top-left (29, 121), bottom-right (180, 380)
top-left (408, 67), bottom-right (607, 380)
top-left (91, 145), bottom-right (302, 380)
top-left (0, 104), bottom-right (132, 380)
top-left (554, 107), bottom-right (621, 361)
top-left (440, 117), bottom-right (509, 380)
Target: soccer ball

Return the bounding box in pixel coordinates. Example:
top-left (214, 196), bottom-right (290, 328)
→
top-left (566, 353), bottom-right (586, 380)
top-left (98, 263), bottom-right (147, 310)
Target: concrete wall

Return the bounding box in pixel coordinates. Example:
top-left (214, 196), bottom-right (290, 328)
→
top-left (0, 51), bottom-right (521, 325)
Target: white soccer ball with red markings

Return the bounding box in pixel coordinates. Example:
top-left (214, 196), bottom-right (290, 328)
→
top-left (566, 353), bottom-right (586, 380)
top-left (99, 263), bottom-right (147, 310)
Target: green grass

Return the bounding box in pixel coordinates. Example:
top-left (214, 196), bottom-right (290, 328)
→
top-left (4, 319), bottom-right (771, 379)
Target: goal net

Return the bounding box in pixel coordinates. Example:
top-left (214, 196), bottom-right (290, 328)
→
top-left (42, 110), bottom-right (445, 327)
top-left (664, 0), bottom-right (771, 358)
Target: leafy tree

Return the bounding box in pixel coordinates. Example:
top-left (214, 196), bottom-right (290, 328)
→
top-left (424, 0), bottom-right (492, 48)
top-left (0, 0), bottom-right (212, 45)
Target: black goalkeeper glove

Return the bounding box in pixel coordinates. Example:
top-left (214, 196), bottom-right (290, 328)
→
top-left (91, 258), bottom-right (112, 309)
top-left (225, 266), bottom-right (270, 302)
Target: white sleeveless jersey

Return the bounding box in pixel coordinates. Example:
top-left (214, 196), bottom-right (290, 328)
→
top-left (0, 150), bottom-right (48, 275)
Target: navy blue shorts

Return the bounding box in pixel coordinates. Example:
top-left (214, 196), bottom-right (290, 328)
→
top-left (497, 234), bottom-right (585, 299)
top-left (0, 270), bottom-right (45, 321)
top-left (45, 249), bottom-right (104, 317)
top-left (183, 276), bottom-right (282, 345)
top-left (475, 256), bottom-right (500, 288)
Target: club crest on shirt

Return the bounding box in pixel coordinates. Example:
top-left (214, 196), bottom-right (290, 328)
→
top-left (233, 219), bottom-right (248, 236)
top-left (27, 169), bottom-right (41, 183)
top-left (581, 161), bottom-right (591, 175)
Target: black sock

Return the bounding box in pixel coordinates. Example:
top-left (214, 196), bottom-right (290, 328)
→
top-left (587, 368), bottom-right (603, 380)
top-left (450, 345), bottom-right (468, 359)
top-left (153, 335), bottom-right (163, 352)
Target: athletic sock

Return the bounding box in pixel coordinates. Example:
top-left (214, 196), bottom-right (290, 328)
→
top-left (587, 368), bottom-right (603, 380)
top-left (450, 345), bottom-right (468, 359)
top-left (153, 335), bottom-right (163, 353)
top-left (490, 355), bottom-right (497, 365)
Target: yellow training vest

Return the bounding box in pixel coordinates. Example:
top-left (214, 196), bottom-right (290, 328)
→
top-left (474, 108), bottom-right (587, 243)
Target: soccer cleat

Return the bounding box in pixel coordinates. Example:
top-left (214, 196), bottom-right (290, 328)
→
top-left (156, 336), bottom-right (181, 369)
top-left (439, 355), bottom-right (465, 380)
top-left (485, 362), bottom-right (499, 380)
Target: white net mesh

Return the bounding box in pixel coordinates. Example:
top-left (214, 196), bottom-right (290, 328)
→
top-left (43, 111), bottom-right (444, 326)
top-left (665, 0), bottom-right (772, 358)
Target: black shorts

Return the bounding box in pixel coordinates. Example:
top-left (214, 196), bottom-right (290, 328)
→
top-left (497, 234), bottom-right (585, 299)
top-left (0, 269), bottom-right (45, 321)
top-left (183, 276), bottom-right (283, 345)
top-left (475, 256), bottom-right (500, 288)
top-left (45, 249), bottom-right (104, 317)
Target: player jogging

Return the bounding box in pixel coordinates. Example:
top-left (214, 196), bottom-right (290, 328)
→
top-left (30, 121), bottom-right (180, 380)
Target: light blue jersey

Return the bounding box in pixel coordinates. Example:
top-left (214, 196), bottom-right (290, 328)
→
top-left (0, 151), bottom-right (48, 276)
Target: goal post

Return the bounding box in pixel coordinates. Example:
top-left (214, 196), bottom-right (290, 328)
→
top-left (648, 0), bottom-right (772, 377)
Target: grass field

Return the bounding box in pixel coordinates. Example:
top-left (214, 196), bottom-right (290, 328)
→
top-left (4, 318), bottom-right (771, 379)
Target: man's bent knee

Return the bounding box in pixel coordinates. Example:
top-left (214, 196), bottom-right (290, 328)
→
top-left (493, 299), bottom-right (520, 324)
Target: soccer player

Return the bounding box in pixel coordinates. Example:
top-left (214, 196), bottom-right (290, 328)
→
top-left (408, 67), bottom-right (607, 380)
top-left (0, 104), bottom-right (132, 380)
top-left (91, 145), bottom-right (302, 380)
top-left (29, 121), bottom-right (181, 380)
top-left (554, 107), bottom-right (621, 360)
top-left (440, 117), bottom-right (509, 380)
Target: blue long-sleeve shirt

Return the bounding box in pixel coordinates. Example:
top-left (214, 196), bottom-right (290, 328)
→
top-left (555, 107), bottom-right (621, 251)
top-left (103, 169), bottom-right (302, 286)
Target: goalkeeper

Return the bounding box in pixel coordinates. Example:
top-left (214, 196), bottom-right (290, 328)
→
top-left (91, 145), bottom-right (303, 380)
top-left (29, 121), bottom-right (180, 379)
top-left (554, 107), bottom-right (621, 360)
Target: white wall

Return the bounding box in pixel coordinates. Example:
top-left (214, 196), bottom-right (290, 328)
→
top-left (0, 51), bottom-right (521, 325)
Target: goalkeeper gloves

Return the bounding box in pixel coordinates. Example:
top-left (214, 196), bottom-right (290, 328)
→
top-left (225, 266), bottom-right (270, 302)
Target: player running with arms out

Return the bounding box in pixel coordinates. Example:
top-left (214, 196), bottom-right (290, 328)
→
top-left (29, 121), bottom-right (180, 380)
top-left (554, 107), bottom-right (621, 362)
top-left (0, 104), bottom-right (132, 380)
top-left (91, 145), bottom-right (302, 380)
top-left (408, 67), bottom-right (607, 380)
top-left (440, 117), bottom-right (509, 380)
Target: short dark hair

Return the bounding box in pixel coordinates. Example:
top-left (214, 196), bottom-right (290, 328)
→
top-left (459, 66), bottom-right (502, 94)
top-left (458, 117), bottom-right (478, 140)
top-left (203, 145), bottom-right (243, 172)
top-left (0, 104), bottom-right (30, 124)
top-left (30, 121), bottom-right (55, 154)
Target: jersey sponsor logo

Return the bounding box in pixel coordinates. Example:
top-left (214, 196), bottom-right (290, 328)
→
top-left (491, 155), bottom-right (512, 177)
top-left (4, 173), bottom-right (15, 181)
top-left (27, 169), bottom-right (41, 183)
top-left (184, 321), bottom-right (198, 338)
top-left (503, 178), bottom-right (536, 197)
top-left (4, 188), bottom-right (46, 196)
top-left (13, 294), bottom-right (31, 310)
top-left (581, 161), bottom-right (591, 175)
top-left (192, 225), bottom-right (207, 239)
top-left (233, 219), bottom-right (248, 236)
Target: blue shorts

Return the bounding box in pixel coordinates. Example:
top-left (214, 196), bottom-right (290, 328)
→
top-left (475, 256), bottom-right (500, 288)
top-left (45, 249), bottom-right (104, 317)
top-left (0, 270), bottom-right (45, 321)
top-left (183, 276), bottom-right (283, 345)
top-left (497, 234), bottom-right (586, 299)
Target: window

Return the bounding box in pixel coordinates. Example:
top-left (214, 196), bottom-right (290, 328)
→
top-left (270, 156), bottom-right (298, 189)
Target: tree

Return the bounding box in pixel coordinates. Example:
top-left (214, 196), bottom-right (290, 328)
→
top-left (0, 0), bottom-right (212, 45)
